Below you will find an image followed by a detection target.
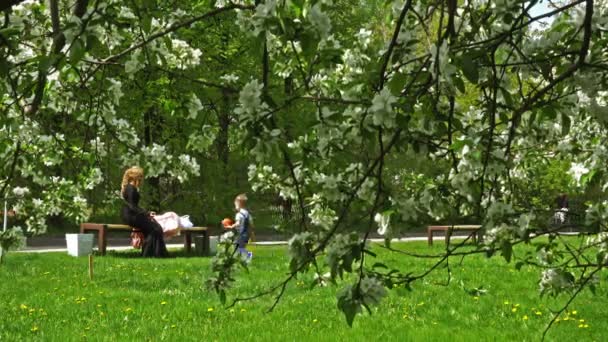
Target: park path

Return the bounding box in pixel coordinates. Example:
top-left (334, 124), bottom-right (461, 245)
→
top-left (19, 236), bottom-right (438, 254)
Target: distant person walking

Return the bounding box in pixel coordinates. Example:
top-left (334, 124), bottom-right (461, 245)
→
top-left (554, 193), bottom-right (569, 224)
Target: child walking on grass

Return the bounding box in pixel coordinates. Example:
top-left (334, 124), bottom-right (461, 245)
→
top-left (227, 194), bottom-right (254, 263)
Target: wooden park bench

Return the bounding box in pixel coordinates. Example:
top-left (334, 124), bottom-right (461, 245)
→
top-left (427, 225), bottom-right (482, 246)
top-left (80, 223), bottom-right (209, 256)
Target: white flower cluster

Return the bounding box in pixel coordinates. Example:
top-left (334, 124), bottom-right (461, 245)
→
top-left (111, 118), bottom-right (140, 146)
top-left (187, 126), bottom-right (217, 153)
top-left (84, 168), bottom-right (104, 190)
top-left (429, 40), bottom-right (456, 81)
top-left (370, 88), bottom-right (398, 128)
top-left (308, 194), bottom-right (337, 230)
top-left (569, 162), bottom-right (589, 186)
top-left (141, 143), bottom-right (171, 177)
top-left (169, 154), bottom-right (201, 183)
top-left (308, 3), bottom-right (332, 39)
top-left (187, 94), bottom-right (204, 120)
top-left (12, 187), bottom-right (30, 198)
top-left (312, 172), bottom-right (343, 201)
top-left (236, 0), bottom-right (277, 36)
top-left (585, 232), bottom-right (608, 263)
top-left (234, 80), bottom-right (267, 121)
top-left (374, 212), bottom-right (391, 236)
top-left (539, 268), bottom-right (574, 296)
top-left (390, 196), bottom-right (419, 222)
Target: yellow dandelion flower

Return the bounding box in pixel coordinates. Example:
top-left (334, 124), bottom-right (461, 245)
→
top-left (579, 324), bottom-right (585, 328)
top-left (313, 319), bottom-right (318, 323)
top-left (473, 296), bottom-right (479, 300)
top-left (28, 308), bottom-right (35, 313)
top-left (97, 304), bottom-right (102, 308)
top-left (584, 324), bottom-right (589, 328)
top-left (563, 317), bottom-right (570, 321)
top-left (20, 304), bottom-right (28, 310)
top-left (512, 308), bottom-right (518, 313)
top-left (31, 326), bottom-right (39, 332)
top-left (207, 307), bottom-right (214, 312)
top-left (535, 311), bottom-right (542, 316)
top-left (515, 304), bottom-right (520, 307)
top-left (571, 310), bottom-right (577, 315)
top-left (503, 301), bottom-right (510, 305)
top-left (579, 319), bottom-right (585, 323)
top-left (523, 315), bottom-right (528, 321)
top-left (161, 301), bottom-right (167, 305)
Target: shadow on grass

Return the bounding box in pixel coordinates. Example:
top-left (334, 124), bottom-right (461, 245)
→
top-left (100, 249), bottom-right (212, 259)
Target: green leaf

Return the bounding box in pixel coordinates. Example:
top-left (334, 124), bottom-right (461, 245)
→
top-left (500, 87), bottom-right (514, 107)
top-left (363, 249), bottom-right (376, 257)
top-left (141, 15), bottom-right (152, 34)
top-left (460, 55), bottom-right (479, 84)
top-left (0, 59), bottom-right (9, 77)
top-left (388, 72), bottom-right (407, 94)
top-left (372, 262), bottom-right (387, 269)
top-left (540, 62), bottom-right (552, 79)
top-left (69, 38), bottom-right (86, 64)
top-left (561, 113), bottom-right (571, 136)
top-left (515, 261), bottom-right (525, 271)
top-left (337, 286), bottom-right (360, 327)
top-left (453, 76), bottom-right (465, 94)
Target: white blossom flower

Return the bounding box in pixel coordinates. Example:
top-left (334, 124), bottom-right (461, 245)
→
top-left (12, 187), bottom-right (29, 197)
top-left (370, 88), bottom-right (397, 128)
top-left (220, 74), bottom-right (240, 84)
top-left (309, 4), bottom-right (332, 38)
top-left (569, 163), bottom-right (589, 185)
top-left (374, 212), bottom-right (391, 235)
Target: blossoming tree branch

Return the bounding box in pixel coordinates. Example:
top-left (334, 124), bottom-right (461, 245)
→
top-left (1, 0), bottom-right (608, 338)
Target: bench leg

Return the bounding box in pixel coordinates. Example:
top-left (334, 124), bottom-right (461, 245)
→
top-left (203, 231), bottom-right (210, 256)
top-left (446, 229), bottom-right (452, 246)
top-left (428, 229), bottom-right (433, 246)
top-left (184, 232), bottom-right (192, 253)
top-left (99, 226), bottom-right (107, 256)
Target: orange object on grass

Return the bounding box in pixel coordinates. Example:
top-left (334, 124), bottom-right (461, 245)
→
top-left (222, 218), bottom-right (234, 228)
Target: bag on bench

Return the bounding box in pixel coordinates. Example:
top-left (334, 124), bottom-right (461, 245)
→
top-left (131, 230), bottom-right (144, 249)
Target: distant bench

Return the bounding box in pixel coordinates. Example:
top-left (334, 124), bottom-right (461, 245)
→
top-left (427, 225), bottom-right (482, 246)
top-left (80, 223), bottom-right (209, 256)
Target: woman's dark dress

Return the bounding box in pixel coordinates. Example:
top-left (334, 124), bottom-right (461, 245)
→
top-left (121, 184), bottom-right (168, 257)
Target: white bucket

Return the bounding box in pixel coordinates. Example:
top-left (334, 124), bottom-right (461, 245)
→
top-left (209, 236), bottom-right (218, 255)
top-left (65, 234), bottom-right (94, 257)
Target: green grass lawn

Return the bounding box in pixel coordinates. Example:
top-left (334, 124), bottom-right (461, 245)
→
top-left (0, 240), bottom-right (605, 341)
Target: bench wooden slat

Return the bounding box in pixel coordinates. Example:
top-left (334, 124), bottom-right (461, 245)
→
top-left (104, 224), bottom-right (208, 232)
top-left (427, 225), bottom-right (482, 246)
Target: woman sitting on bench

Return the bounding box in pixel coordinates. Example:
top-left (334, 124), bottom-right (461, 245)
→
top-left (121, 166), bottom-right (169, 258)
